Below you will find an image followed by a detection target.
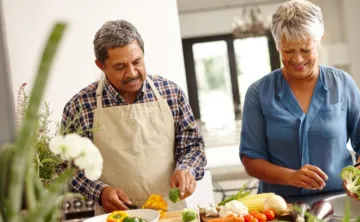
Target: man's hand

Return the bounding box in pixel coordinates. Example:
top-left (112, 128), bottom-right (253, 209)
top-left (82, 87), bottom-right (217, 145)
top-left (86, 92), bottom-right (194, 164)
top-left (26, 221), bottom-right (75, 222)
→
top-left (100, 186), bottom-right (132, 213)
top-left (170, 169), bottom-right (196, 200)
top-left (288, 164), bottom-right (328, 190)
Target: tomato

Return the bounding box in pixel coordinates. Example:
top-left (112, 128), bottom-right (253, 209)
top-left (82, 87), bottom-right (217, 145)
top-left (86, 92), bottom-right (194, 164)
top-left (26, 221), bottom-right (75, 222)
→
top-left (249, 218), bottom-right (259, 222)
top-left (262, 210), bottom-right (275, 221)
top-left (243, 214), bottom-right (254, 222)
top-left (250, 210), bottom-right (260, 217)
top-left (254, 213), bottom-right (267, 222)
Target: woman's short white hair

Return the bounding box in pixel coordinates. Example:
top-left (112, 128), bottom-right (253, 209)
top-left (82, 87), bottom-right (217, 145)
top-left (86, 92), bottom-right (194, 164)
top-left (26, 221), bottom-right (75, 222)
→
top-left (271, 0), bottom-right (324, 50)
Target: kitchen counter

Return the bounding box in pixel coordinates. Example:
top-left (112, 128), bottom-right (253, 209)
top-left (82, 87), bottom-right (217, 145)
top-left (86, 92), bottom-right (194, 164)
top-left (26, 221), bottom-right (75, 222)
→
top-left (283, 190), bottom-right (345, 205)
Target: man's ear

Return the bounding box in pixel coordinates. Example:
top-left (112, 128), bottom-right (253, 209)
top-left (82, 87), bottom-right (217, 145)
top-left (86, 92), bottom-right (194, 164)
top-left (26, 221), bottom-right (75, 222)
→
top-left (95, 59), bottom-right (105, 71)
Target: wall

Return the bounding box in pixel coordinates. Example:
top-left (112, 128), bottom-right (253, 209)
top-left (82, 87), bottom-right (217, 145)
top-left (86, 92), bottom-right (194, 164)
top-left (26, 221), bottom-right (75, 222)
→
top-left (342, 0), bottom-right (360, 86)
top-left (2, 0), bottom-right (186, 125)
top-left (179, 3), bottom-right (278, 38)
top-left (178, 0), bottom-right (358, 84)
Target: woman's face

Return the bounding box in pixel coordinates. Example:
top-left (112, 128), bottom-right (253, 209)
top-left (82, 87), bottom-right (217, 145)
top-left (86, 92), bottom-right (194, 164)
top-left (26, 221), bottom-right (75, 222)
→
top-left (280, 37), bottom-right (320, 79)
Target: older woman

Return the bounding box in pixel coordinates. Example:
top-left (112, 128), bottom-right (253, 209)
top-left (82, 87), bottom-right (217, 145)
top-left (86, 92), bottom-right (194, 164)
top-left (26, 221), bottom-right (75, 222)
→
top-left (240, 0), bottom-right (360, 198)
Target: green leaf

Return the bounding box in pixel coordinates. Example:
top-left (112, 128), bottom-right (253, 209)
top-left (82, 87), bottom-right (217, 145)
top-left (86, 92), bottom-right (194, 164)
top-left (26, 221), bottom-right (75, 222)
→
top-left (218, 183), bottom-right (250, 206)
top-left (0, 144), bottom-right (15, 221)
top-left (28, 169), bottom-right (72, 220)
top-left (40, 158), bottom-right (56, 164)
top-left (7, 22), bottom-right (67, 220)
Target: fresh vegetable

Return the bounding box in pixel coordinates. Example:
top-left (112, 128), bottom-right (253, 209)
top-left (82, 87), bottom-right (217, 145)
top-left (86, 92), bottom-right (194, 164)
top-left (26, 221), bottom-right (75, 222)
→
top-left (263, 195), bottom-right (288, 216)
top-left (123, 217), bottom-right (148, 222)
top-left (107, 211), bottom-right (128, 222)
top-left (208, 215), bottom-right (245, 222)
top-left (223, 215), bottom-right (245, 222)
top-left (142, 194), bottom-right (168, 218)
top-left (307, 201), bottom-right (334, 222)
top-left (219, 184), bottom-right (252, 206)
top-left (198, 203), bottom-right (219, 217)
top-left (249, 211), bottom-right (260, 217)
top-left (340, 166), bottom-right (360, 199)
top-left (182, 208), bottom-right (197, 222)
top-left (243, 214), bottom-right (254, 222)
top-left (290, 203), bottom-right (310, 222)
top-left (262, 209), bottom-right (275, 221)
top-left (249, 218), bottom-right (258, 222)
top-left (237, 193), bottom-right (275, 212)
top-left (169, 187), bottom-right (181, 203)
top-left (254, 213), bottom-right (267, 222)
top-left (219, 200), bottom-right (249, 218)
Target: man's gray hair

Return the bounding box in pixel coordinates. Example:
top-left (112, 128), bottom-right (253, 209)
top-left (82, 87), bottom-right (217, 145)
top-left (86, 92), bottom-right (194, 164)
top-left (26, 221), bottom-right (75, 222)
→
top-left (93, 20), bottom-right (144, 63)
top-left (271, 0), bottom-right (324, 50)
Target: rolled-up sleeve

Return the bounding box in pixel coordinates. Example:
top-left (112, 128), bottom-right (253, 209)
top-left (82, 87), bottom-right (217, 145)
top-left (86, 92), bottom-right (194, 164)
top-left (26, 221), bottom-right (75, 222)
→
top-left (240, 82), bottom-right (269, 161)
top-left (345, 74), bottom-right (360, 160)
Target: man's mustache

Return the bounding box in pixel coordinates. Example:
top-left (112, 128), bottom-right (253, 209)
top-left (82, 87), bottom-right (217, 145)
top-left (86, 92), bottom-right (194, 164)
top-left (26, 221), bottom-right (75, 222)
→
top-left (122, 75), bottom-right (142, 84)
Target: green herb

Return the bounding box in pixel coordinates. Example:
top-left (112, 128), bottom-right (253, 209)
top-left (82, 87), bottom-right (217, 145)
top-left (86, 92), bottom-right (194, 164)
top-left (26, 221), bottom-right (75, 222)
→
top-left (218, 183), bottom-right (251, 206)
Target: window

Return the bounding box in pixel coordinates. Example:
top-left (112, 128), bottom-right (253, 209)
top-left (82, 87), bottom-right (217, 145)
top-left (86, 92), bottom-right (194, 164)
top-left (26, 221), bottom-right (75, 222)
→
top-left (182, 32), bottom-right (280, 123)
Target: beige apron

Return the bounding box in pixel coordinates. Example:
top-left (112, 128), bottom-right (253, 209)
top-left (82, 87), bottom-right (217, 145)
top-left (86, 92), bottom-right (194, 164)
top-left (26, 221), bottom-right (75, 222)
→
top-left (93, 76), bottom-right (185, 215)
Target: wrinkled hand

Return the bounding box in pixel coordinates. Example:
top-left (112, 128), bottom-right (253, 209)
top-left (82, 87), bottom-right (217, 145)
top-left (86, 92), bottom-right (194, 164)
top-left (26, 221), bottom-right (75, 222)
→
top-left (343, 163), bottom-right (360, 200)
top-left (289, 164), bottom-right (328, 190)
top-left (170, 169), bottom-right (196, 200)
top-left (100, 186), bottom-right (132, 213)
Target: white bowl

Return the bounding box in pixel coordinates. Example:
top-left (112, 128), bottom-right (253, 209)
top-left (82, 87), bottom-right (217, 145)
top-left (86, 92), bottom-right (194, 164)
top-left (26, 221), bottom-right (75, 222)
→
top-left (83, 209), bottom-right (160, 222)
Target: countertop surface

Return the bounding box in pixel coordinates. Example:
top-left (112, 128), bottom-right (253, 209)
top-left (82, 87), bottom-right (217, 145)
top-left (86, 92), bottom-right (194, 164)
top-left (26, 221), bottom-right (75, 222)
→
top-left (283, 190), bottom-right (345, 205)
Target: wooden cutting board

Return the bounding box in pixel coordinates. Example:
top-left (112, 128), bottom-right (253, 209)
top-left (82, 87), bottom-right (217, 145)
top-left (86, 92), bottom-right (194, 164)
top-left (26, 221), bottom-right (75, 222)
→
top-left (160, 210), bottom-right (199, 222)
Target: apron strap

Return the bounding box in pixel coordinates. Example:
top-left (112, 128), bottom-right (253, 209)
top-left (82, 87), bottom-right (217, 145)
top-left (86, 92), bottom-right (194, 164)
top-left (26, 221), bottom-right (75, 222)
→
top-left (146, 76), bottom-right (163, 101)
top-left (96, 77), bottom-right (106, 108)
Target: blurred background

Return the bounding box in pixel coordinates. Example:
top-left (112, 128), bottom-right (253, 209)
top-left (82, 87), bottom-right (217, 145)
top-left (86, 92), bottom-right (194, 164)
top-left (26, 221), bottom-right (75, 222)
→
top-left (0, 0), bottom-right (359, 219)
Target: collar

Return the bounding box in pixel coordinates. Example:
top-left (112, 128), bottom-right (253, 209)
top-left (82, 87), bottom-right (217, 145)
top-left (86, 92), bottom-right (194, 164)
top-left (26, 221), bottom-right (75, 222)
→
top-left (103, 77), bottom-right (147, 103)
top-left (276, 65), bottom-right (328, 98)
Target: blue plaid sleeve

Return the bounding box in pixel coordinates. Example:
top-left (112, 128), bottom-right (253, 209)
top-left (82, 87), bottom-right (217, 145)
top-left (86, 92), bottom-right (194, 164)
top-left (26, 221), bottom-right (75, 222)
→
top-left (62, 103), bottom-right (108, 204)
top-left (174, 88), bottom-right (207, 180)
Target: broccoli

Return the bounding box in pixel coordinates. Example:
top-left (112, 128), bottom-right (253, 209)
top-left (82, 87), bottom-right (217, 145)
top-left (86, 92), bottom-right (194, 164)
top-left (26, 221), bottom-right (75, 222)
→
top-left (340, 166), bottom-right (360, 199)
top-left (169, 187), bottom-right (180, 203)
top-left (182, 208), bottom-right (197, 222)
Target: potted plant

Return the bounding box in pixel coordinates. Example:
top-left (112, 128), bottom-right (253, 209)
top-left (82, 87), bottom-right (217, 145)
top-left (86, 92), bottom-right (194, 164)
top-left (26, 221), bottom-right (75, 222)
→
top-left (0, 22), bottom-right (103, 222)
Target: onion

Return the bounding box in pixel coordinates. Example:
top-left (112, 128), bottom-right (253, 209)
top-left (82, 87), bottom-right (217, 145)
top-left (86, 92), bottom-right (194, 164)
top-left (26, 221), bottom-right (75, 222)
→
top-left (263, 195), bottom-right (289, 215)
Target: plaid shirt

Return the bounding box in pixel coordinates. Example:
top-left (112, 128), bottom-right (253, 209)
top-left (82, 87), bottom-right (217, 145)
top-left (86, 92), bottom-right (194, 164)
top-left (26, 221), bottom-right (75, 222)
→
top-left (61, 75), bottom-right (207, 204)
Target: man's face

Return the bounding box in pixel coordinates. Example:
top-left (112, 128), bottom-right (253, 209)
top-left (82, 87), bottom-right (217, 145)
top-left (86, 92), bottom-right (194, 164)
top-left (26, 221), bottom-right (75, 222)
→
top-left (96, 40), bottom-right (146, 94)
top-left (280, 37), bottom-right (319, 80)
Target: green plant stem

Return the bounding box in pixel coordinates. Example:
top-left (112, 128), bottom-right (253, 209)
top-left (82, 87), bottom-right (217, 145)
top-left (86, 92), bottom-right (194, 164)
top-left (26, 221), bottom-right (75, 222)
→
top-left (34, 176), bottom-right (45, 201)
top-left (7, 23), bottom-right (67, 221)
top-left (25, 166), bottom-right (36, 210)
top-left (0, 144), bottom-right (15, 222)
top-left (28, 169), bottom-right (72, 221)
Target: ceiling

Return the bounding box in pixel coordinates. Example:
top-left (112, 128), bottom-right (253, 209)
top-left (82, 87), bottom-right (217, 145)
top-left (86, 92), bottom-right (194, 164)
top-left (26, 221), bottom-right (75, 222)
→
top-left (177, 0), bottom-right (286, 14)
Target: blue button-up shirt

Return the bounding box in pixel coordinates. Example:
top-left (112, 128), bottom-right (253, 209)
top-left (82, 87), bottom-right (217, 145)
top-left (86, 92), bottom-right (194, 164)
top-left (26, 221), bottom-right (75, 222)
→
top-left (240, 65), bottom-right (360, 197)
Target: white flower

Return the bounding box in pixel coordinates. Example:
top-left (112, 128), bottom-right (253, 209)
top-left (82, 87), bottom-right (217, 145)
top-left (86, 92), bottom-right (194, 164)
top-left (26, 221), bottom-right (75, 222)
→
top-left (84, 165), bottom-right (102, 180)
top-left (74, 137), bottom-right (103, 169)
top-left (48, 133), bottom-right (103, 180)
top-left (81, 139), bottom-right (103, 180)
top-left (63, 134), bottom-right (87, 159)
top-left (49, 135), bottom-right (69, 160)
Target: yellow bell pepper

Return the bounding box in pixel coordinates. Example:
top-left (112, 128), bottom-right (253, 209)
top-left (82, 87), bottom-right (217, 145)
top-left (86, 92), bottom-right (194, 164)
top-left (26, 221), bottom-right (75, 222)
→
top-left (107, 211), bottom-right (128, 222)
top-left (142, 194), bottom-right (168, 217)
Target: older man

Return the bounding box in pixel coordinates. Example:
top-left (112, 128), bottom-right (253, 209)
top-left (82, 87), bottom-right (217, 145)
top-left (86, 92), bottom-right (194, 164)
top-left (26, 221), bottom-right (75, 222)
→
top-left (62, 20), bottom-right (207, 214)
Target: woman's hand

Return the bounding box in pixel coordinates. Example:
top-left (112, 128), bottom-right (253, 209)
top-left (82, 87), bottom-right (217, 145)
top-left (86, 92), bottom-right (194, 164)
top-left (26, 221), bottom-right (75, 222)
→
top-left (288, 164), bottom-right (328, 190)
